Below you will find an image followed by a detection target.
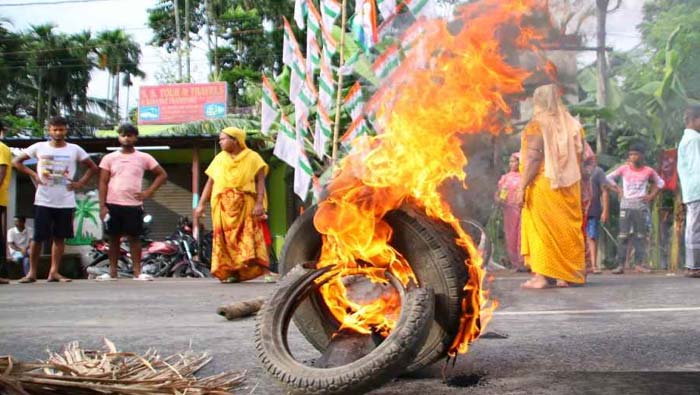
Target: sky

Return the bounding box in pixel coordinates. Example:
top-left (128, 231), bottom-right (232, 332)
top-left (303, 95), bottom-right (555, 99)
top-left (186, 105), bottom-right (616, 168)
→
top-left (0, 0), bottom-right (644, 118)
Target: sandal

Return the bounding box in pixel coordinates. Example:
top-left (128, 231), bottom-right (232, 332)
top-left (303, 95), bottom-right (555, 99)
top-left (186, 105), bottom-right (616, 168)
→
top-left (47, 277), bottom-right (72, 283)
top-left (18, 277), bottom-right (37, 284)
top-left (221, 276), bottom-right (240, 284)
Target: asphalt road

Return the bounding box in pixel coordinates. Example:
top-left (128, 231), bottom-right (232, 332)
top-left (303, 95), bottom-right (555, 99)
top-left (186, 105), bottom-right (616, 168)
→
top-left (1, 272), bottom-right (699, 395)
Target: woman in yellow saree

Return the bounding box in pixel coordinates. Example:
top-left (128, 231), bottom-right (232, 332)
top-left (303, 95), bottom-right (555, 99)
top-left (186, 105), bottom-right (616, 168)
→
top-left (516, 84), bottom-right (586, 288)
top-left (194, 127), bottom-right (270, 282)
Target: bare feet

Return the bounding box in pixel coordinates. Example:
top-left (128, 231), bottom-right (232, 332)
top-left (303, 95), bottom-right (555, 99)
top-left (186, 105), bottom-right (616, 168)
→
top-left (556, 280), bottom-right (569, 288)
top-left (521, 274), bottom-right (553, 289)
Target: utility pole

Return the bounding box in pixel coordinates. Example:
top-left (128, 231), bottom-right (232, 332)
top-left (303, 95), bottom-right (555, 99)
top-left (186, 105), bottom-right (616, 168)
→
top-left (185, 0), bottom-right (191, 82)
top-left (174, 0), bottom-right (183, 81)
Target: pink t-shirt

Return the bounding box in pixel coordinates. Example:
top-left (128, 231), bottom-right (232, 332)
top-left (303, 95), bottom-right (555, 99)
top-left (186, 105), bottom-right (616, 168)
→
top-left (100, 150), bottom-right (159, 206)
top-left (606, 164), bottom-right (664, 209)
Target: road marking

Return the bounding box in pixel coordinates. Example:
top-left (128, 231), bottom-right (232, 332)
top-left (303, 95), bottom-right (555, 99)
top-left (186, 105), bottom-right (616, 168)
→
top-left (495, 307), bottom-right (700, 316)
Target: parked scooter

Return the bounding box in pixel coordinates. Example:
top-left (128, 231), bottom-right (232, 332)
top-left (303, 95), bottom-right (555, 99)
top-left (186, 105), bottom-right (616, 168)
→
top-left (83, 214), bottom-right (153, 278)
top-left (141, 217), bottom-right (211, 278)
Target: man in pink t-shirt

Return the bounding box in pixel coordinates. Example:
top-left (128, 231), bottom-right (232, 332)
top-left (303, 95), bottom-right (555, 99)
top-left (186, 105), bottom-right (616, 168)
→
top-left (98, 124), bottom-right (168, 281)
top-left (606, 144), bottom-right (664, 274)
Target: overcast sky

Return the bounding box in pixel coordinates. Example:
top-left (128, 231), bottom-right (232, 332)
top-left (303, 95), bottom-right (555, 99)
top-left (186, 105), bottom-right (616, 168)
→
top-left (1, 0), bottom-right (643, 117)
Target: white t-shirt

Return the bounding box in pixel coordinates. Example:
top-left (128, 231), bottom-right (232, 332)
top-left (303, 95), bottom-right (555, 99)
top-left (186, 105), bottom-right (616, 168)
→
top-left (23, 142), bottom-right (90, 208)
top-left (7, 226), bottom-right (31, 255)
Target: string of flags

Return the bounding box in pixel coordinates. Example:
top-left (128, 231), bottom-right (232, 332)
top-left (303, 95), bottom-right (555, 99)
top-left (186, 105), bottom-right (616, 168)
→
top-left (263, 0), bottom-right (434, 200)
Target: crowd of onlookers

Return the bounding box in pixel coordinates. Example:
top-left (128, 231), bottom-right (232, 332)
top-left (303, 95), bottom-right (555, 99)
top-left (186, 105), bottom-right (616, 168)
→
top-left (495, 92), bottom-right (700, 287)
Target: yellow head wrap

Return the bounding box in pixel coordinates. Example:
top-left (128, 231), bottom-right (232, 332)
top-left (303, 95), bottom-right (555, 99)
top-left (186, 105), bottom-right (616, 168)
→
top-left (222, 127), bottom-right (247, 148)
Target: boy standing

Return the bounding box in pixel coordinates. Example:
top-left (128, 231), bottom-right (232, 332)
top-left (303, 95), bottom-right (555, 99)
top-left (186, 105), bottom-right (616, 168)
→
top-left (0, 121), bottom-right (11, 284)
top-left (607, 144), bottom-right (665, 274)
top-left (98, 123), bottom-right (167, 281)
top-left (678, 106), bottom-right (700, 277)
top-left (13, 116), bottom-right (98, 283)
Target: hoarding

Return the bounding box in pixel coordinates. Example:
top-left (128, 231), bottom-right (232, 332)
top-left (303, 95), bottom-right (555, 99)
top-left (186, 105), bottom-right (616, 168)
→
top-left (138, 82), bottom-right (228, 125)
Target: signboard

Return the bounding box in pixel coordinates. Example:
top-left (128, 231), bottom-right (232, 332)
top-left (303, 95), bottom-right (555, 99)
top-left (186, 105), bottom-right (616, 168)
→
top-left (138, 82), bottom-right (228, 125)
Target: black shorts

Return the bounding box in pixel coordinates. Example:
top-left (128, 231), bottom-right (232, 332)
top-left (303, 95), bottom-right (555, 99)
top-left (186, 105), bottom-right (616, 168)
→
top-left (34, 205), bottom-right (75, 242)
top-left (105, 204), bottom-right (144, 238)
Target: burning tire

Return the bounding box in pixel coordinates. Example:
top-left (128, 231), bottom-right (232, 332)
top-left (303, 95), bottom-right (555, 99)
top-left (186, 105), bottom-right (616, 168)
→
top-left (256, 265), bottom-right (434, 395)
top-left (280, 206), bottom-right (469, 372)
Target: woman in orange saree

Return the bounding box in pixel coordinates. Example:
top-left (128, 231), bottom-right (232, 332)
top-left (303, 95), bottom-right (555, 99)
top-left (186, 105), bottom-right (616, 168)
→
top-left (194, 127), bottom-right (269, 282)
top-left (516, 84), bottom-right (586, 289)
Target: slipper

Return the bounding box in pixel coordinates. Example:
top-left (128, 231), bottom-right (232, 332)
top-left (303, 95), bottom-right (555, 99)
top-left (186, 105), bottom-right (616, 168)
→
top-left (221, 276), bottom-right (240, 284)
top-left (47, 277), bottom-right (72, 283)
top-left (18, 277), bottom-right (36, 284)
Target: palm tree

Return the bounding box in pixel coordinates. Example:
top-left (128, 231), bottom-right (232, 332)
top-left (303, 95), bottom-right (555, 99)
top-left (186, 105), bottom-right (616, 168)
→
top-left (96, 29), bottom-right (145, 123)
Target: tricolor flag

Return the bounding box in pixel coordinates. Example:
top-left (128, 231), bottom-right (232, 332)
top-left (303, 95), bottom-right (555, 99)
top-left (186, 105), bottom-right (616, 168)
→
top-left (321, 0), bottom-right (341, 29)
top-left (314, 104), bottom-right (333, 158)
top-left (400, 19), bottom-right (426, 53)
top-left (289, 45), bottom-right (306, 99)
top-left (306, 35), bottom-right (321, 74)
top-left (319, 54), bottom-right (335, 109)
top-left (307, 0), bottom-right (322, 38)
top-left (339, 51), bottom-right (359, 76)
top-left (294, 148), bottom-right (313, 200)
top-left (261, 75), bottom-right (280, 135)
top-left (406, 0), bottom-right (434, 18)
top-left (376, 0), bottom-right (396, 20)
top-left (371, 44), bottom-right (400, 80)
top-left (352, 0), bottom-right (378, 51)
top-left (344, 81), bottom-right (364, 120)
top-left (340, 116), bottom-right (370, 147)
top-left (294, 0), bottom-right (307, 29)
top-left (311, 176), bottom-right (323, 203)
top-left (282, 17), bottom-right (299, 66)
top-left (274, 115), bottom-right (299, 167)
top-left (322, 27), bottom-right (337, 59)
top-left (294, 76), bottom-right (317, 139)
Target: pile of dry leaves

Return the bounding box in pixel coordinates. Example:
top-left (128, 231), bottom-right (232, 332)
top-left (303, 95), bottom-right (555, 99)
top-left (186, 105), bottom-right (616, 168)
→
top-left (0, 339), bottom-right (246, 394)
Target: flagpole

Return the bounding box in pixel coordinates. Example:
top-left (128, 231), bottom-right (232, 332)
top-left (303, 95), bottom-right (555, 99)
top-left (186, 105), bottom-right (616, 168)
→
top-left (330, 0), bottom-right (348, 165)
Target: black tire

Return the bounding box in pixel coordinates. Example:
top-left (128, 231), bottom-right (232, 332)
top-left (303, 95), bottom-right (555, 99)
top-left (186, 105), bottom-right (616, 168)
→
top-left (256, 265), bottom-right (434, 395)
top-left (280, 205), bottom-right (469, 372)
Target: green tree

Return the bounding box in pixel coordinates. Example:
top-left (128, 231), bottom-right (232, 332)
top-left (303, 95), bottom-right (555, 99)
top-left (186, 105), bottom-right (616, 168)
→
top-left (96, 29), bottom-right (145, 123)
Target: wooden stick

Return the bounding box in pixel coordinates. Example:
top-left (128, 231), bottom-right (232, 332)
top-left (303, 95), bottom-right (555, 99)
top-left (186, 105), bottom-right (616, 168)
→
top-left (331, 0), bottom-right (349, 165)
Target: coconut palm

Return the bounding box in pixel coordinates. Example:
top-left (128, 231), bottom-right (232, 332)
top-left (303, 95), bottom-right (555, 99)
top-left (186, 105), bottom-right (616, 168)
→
top-left (96, 29), bottom-right (145, 123)
top-left (72, 194), bottom-right (100, 244)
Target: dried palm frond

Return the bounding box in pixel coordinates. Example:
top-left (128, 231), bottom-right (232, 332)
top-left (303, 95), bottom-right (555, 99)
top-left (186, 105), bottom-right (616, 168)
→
top-left (0, 339), bottom-right (246, 395)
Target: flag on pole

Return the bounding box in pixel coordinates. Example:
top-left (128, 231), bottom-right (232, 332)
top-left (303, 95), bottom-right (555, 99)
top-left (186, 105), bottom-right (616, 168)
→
top-left (294, 76), bottom-right (317, 139)
top-left (314, 104), bottom-right (333, 158)
top-left (371, 44), bottom-right (400, 80)
top-left (311, 176), bottom-right (323, 203)
top-left (321, 0), bottom-right (341, 29)
top-left (290, 45), bottom-right (306, 99)
top-left (261, 75), bottom-right (280, 135)
top-left (339, 51), bottom-right (359, 75)
top-left (344, 81), bottom-right (364, 120)
top-left (376, 0), bottom-right (396, 20)
top-left (274, 115), bottom-right (299, 167)
top-left (352, 0), bottom-right (378, 51)
top-left (294, 147), bottom-right (313, 200)
top-left (340, 116), bottom-right (370, 147)
top-left (282, 17), bottom-right (299, 66)
top-left (406, 0), bottom-right (434, 18)
top-left (319, 53), bottom-right (335, 109)
top-left (294, 0), bottom-right (307, 29)
top-left (306, 35), bottom-right (321, 74)
top-left (400, 20), bottom-right (425, 52)
top-left (307, 0), bottom-right (322, 38)
top-left (322, 26), bottom-right (337, 59)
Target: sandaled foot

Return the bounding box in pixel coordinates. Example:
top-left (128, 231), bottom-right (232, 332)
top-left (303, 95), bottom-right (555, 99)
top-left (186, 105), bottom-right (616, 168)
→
top-left (47, 276), bottom-right (72, 283)
top-left (221, 276), bottom-right (240, 284)
top-left (611, 266), bottom-right (624, 274)
top-left (18, 276), bottom-right (37, 284)
top-left (521, 275), bottom-right (553, 289)
top-left (0, 278), bottom-right (9, 284)
top-left (685, 269), bottom-right (700, 278)
top-left (556, 280), bottom-right (569, 288)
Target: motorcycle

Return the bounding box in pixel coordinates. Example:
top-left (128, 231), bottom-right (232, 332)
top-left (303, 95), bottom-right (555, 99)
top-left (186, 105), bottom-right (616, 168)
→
top-left (83, 214), bottom-right (153, 279)
top-left (141, 217), bottom-right (211, 278)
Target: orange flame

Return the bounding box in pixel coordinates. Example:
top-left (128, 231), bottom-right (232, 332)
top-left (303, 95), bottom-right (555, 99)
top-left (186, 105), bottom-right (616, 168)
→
top-left (314, 0), bottom-right (552, 355)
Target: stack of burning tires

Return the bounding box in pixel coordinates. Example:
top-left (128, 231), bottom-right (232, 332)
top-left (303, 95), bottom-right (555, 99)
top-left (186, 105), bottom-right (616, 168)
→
top-left (255, 206), bottom-right (477, 395)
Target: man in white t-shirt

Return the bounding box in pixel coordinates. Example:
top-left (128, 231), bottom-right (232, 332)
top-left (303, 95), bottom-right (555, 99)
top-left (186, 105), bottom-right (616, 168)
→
top-left (12, 116), bottom-right (98, 283)
top-left (7, 216), bottom-right (32, 275)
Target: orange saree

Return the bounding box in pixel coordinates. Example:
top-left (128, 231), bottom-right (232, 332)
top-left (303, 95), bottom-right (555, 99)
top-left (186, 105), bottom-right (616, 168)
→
top-left (205, 149), bottom-right (269, 281)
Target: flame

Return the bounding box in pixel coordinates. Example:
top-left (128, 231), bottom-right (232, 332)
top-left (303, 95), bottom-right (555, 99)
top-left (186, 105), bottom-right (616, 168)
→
top-left (313, 0), bottom-right (552, 355)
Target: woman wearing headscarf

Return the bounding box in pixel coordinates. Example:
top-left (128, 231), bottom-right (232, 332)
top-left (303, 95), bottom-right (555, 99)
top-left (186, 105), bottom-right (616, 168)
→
top-left (496, 152), bottom-right (525, 271)
top-left (516, 84), bottom-right (586, 288)
top-left (194, 127), bottom-right (270, 283)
